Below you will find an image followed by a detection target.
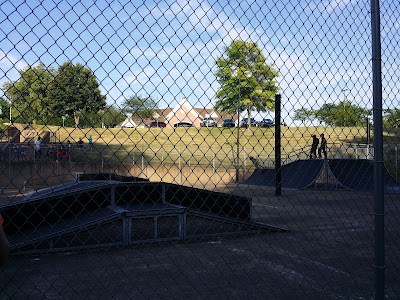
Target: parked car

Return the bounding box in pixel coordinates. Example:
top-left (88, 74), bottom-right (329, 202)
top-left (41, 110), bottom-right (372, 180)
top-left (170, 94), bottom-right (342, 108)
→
top-left (222, 118), bottom-right (236, 127)
top-left (240, 118), bottom-right (258, 127)
top-left (200, 117), bottom-right (217, 127)
top-left (147, 121), bottom-right (166, 128)
top-left (259, 118), bottom-right (274, 127)
top-left (174, 122), bottom-right (194, 128)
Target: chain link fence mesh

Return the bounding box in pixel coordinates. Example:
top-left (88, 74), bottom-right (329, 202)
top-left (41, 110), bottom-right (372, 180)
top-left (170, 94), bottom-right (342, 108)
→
top-left (0, 0), bottom-right (398, 298)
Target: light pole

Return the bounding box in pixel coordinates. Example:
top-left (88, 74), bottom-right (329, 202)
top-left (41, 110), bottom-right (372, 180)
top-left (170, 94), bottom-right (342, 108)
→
top-left (62, 115), bottom-right (66, 127)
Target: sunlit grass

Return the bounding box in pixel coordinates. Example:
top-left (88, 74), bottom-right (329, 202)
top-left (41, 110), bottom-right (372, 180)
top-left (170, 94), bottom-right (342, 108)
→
top-left (33, 125), bottom-right (374, 168)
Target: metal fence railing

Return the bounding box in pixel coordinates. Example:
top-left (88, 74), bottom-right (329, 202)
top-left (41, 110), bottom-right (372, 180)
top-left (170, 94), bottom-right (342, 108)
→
top-left (0, 1), bottom-right (399, 299)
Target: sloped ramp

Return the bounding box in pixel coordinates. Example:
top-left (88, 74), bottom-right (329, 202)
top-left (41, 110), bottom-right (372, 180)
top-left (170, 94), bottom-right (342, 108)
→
top-left (245, 159), bottom-right (400, 192)
top-left (245, 159), bottom-right (330, 189)
top-left (328, 159), bottom-right (400, 192)
top-left (1, 179), bottom-right (287, 254)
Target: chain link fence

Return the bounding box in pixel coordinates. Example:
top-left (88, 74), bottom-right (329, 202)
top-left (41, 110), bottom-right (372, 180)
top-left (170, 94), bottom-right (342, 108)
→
top-left (0, 0), bottom-right (398, 299)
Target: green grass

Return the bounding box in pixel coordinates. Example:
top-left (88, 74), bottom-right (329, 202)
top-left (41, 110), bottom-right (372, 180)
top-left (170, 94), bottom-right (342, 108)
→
top-left (35, 125), bottom-right (376, 169)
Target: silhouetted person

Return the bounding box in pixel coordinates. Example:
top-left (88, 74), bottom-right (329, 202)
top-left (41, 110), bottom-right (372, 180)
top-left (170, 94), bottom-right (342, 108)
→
top-left (77, 138), bottom-right (84, 148)
top-left (318, 134), bottom-right (327, 159)
top-left (309, 134), bottom-right (319, 159)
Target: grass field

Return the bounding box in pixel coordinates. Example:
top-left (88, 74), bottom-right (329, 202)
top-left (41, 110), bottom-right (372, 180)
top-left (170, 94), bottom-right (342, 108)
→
top-left (17, 124), bottom-right (398, 180)
top-left (32, 125), bottom-right (377, 166)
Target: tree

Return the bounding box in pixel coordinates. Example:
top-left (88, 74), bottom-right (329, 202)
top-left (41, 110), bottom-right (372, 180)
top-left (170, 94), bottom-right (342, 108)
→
top-left (0, 97), bottom-right (10, 126)
top-left (214, 40), bottom-right (279, 127)
top-left (314, 103), bottom-right (337, 126)
top-left (47, 62), bottom-right (106, 127)
top-left (293, 107), bottom-right (315, 125)
top-left (384, 108), bottom-right (400, 128)
top-left (2, 63), bottom-right (55, 124)
top-left (122, 94), bottom-right (159, 120)
top-left (300, 101), bottom-right (370, 127)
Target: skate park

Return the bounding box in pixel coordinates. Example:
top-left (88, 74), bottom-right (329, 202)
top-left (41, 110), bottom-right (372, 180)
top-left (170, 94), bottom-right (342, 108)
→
top-left (244, 158), bottom-right (400, 193)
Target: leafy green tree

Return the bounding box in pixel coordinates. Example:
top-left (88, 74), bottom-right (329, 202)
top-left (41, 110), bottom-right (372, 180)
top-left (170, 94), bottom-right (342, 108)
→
top-left (309, 101), bottom-right (370, 127)
top-left (48, 62), bottom-right (106, 127)
top-left (122, 94), bottom-right (159, 120)
top-left (2, 63), bottom-right (55, 124)
top-left (314, 103), bottom-right (337, 126)
top-left (384, 108), bottom-right (400, 128)
top-left (88, 105), bottom-right (125, 128)
top-left (0, 97), bottom-right (10, 124)
top-left (214, 40), bottom-right (279, 127)
top-left (293, 107), bottom-right (315, 125)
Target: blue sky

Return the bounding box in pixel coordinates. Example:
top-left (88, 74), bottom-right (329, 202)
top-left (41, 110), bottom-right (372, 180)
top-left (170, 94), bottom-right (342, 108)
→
top-left (0, 0), bottom-right (398, 124)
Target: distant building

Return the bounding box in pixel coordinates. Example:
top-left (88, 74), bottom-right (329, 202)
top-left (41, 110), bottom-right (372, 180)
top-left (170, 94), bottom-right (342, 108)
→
top-left (116, 97), bottom-right (237, 128)
top-left (117, 114), bottom-right (137, 128)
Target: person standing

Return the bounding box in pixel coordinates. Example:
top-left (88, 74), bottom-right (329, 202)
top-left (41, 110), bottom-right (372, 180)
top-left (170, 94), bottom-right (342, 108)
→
top-left (47, 143), bottom-right (55, 161)
top-left (318, 133), bottom-right (328, 159)
top-left (88, 135), bottom-right (93, 146)
top-left (56, 142), bottom-right (64, 162)
top-left (20, 142), bottom-right (27, 161)
top-left (65, 140), bottom-right (72, 161)
top-left (309, 134), bottom-right (319, 159)
top-left (34, 136), bottom-right (41, 159)
top-left (13, 143), bottom-right (20, 161)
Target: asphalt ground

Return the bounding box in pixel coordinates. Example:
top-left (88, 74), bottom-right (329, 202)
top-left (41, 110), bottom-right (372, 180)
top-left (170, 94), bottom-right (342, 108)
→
top-left (1, 184), bottom-right (399, 299)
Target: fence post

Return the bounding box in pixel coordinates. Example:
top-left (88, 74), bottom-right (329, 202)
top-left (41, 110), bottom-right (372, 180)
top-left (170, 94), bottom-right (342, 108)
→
top-left (243, 147), bottom-right (246, 179)
top-left (275, 94), bottom-right (282, 196)
top-left (101, 149), bottom-right (104, 172)
top-left (141, 146), bottom-right (145, 175)
top-left (394, 145), bottom-right (399, 181)
top-left (178, 147), bottom-right (182, 184)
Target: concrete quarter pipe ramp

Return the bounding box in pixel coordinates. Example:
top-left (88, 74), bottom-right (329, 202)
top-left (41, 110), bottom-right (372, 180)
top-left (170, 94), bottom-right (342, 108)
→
top-left (244, 159), bottom-right (400, 192)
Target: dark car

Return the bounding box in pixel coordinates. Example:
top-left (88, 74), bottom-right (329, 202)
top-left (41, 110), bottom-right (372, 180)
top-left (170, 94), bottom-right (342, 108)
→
top-left (240, 118), bottom-right (258, 127)
top-left (174, 122), bottom-right (194, 128)
top-left (222, 118), bottom-right (236, 127)
top-left (147, 121), bottom-right (166, 128)
top-left (259, 118), bottom-right (274, 127)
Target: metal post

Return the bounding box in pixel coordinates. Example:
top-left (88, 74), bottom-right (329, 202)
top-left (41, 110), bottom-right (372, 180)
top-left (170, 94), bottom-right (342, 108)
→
top-left (243, 147), bottom-right (246, 179)
top-left (395, 145), bottom-right (398, 182)
top-left (366, 117), bottom-right (371, 159)
top-left (275, 94), bottom-right (282, 196)
top-left (236, 83), bottom-right (241, 182)
top-left (371, 0), bottom-right (385, 298)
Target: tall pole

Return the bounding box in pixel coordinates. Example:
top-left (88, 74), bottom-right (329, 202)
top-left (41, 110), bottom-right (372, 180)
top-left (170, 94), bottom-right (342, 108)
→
top-left (371, 0), bottom-right (384, 298)
top-left (274, 94), bottom-right (282, 196)
top-left (236, 83), bottom-right (241, 182)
